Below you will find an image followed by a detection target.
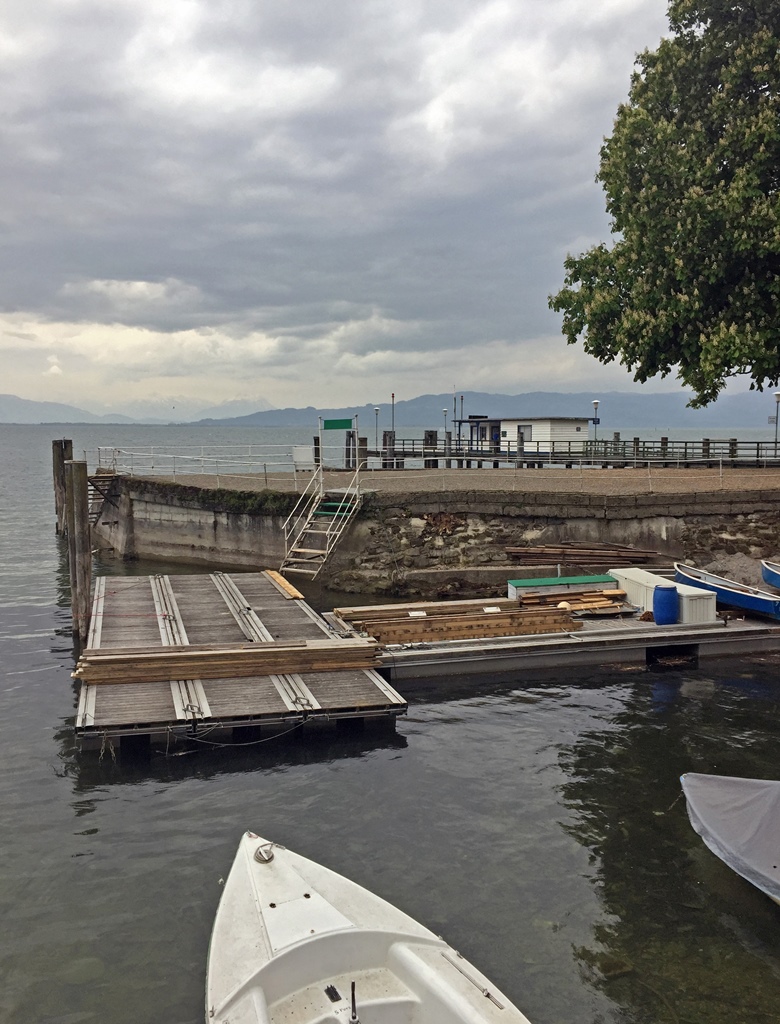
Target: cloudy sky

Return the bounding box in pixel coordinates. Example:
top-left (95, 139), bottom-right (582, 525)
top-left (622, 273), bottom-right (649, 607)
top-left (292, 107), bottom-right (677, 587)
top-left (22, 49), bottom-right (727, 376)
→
top-left (2, 0), bottom-right (677, 417)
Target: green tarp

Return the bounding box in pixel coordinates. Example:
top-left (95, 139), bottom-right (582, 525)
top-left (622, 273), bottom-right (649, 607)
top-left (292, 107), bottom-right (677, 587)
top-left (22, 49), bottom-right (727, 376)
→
top-left (508, 574), bottom-right (616, 588)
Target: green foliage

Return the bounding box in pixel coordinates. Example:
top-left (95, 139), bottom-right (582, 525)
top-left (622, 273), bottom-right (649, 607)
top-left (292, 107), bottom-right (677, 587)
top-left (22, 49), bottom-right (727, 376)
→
top-left (549, 0), bottom-right (780, 405)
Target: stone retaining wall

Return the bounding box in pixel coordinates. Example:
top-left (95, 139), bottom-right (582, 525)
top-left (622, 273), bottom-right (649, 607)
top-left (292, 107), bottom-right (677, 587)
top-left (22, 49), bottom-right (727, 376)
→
top-left (91, 476), bottom-right (780, 595)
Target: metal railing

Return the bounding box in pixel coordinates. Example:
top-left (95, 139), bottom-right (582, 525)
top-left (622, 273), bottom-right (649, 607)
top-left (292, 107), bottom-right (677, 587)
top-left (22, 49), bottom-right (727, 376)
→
top-left (85, 436), bottom-right (780, 482)
top-left (88, 443), bottom-right (347, 485)
top-left (282, 465), bottom-right (324, 552)
top-left (374, 436), bottom-right (780, 468)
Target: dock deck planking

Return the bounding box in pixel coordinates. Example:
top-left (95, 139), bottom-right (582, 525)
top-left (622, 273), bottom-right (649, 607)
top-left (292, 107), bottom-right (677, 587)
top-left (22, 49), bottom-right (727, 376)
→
top-left (92, 577), bottom-right (167, 649)
top-left (221, 573), bottom-right (330, 641)
top-left (75, 571), bottom-right (406, 745)
top-left (167, 575), bottom-right (247, 646)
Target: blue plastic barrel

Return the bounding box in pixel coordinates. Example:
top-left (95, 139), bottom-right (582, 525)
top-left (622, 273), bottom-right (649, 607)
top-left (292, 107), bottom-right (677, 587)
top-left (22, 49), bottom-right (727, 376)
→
top-left (653, 584), bottom-right (678, 625)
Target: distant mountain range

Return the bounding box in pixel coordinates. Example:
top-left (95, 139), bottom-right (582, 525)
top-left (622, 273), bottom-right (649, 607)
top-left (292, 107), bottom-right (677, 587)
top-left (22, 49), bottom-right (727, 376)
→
top-left (2, 389), bottom-right (780, 429)
top-left (194, 389), bottom-right (780, 430)
top-left (0, 393), bottom-right (274, 425)
top-left (0, 394), bottom-right (136, 424)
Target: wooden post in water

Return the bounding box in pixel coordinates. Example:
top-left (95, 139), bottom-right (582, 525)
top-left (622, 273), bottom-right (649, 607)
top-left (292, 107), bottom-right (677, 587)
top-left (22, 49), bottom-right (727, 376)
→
top-left (65, 460), bottom-right (92, 641)
top-left (52, 438), bottom-right (73, 534)
top-left (64, 460), bottom-right (78, 616)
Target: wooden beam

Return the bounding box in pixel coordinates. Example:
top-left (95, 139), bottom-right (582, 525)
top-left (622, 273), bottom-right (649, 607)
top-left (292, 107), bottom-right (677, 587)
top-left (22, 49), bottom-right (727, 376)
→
top-left (72, 638), bottom-right (380, 684)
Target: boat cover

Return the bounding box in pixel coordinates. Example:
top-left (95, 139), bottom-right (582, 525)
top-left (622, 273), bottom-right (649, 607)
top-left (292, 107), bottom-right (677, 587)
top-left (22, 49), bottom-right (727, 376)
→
top-left (681, 772), bottom-right (780, 899)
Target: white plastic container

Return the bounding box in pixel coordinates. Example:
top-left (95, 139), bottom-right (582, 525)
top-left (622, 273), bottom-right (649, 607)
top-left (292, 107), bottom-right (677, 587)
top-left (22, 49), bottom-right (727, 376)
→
top-left (609, 567), bottom-right (717, 624)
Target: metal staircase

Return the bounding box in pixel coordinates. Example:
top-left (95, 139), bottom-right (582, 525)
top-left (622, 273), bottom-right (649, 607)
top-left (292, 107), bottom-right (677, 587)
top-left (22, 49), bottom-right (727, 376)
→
top-left (280, 466), bottom-right (362, 578)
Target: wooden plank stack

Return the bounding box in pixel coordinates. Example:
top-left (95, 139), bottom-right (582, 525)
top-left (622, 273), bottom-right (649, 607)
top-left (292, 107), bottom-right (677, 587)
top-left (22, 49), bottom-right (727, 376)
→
top-left (504, 542), bottom-right (660, 565)
top-left (335, 599), bottom-right (582, 644)
top-left (517, 587), bottom-right (628, 613)
top-left (72, 637), bottom-right (380, 685)
top-left (335, 597), bottom-right (521, 621)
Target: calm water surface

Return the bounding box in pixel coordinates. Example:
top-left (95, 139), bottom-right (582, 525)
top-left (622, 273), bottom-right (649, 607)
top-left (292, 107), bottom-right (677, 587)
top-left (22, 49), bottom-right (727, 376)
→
top-left (2, 424), bottom-right (780, 1024)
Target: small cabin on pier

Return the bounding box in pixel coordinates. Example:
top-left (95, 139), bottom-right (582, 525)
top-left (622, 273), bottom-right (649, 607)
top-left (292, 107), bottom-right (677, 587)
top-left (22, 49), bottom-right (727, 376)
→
top-left (455, 415), bottom-right (590, 453)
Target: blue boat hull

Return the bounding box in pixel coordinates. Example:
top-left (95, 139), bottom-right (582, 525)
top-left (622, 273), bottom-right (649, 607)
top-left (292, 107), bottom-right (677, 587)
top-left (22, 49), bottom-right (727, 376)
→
top-left (760, 560), bottom-right (780, 591)
top-left (675, 565), bottom-right (780, 620)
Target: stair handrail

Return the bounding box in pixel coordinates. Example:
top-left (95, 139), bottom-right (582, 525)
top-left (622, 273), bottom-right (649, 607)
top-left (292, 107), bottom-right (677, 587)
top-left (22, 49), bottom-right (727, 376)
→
top-left (320, 462), bottom-right (363, 549)
top-left (282, 464), bottom-right (324, 549)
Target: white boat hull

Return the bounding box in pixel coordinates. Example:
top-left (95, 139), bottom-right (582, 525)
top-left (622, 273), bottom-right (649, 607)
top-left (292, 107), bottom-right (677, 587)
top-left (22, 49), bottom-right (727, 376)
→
top-left (681, 773), bottom-right (780, 903)
top-left (206, 831), bottom-right (533, 1024)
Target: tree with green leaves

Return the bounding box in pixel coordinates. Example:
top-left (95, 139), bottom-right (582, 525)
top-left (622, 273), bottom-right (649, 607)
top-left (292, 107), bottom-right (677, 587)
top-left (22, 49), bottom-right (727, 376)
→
top-left (549, 0), bottom-right (780, 405)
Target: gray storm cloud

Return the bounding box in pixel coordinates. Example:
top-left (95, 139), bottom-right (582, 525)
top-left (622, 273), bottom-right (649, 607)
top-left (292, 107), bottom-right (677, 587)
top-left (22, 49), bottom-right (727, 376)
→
top-left (0, 0), bottom-right (670, 412)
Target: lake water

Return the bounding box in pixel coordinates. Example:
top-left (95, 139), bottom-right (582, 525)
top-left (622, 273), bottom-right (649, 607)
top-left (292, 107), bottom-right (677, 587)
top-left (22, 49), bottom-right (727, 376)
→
top-left (2, 423), bottom-right (780, 1024)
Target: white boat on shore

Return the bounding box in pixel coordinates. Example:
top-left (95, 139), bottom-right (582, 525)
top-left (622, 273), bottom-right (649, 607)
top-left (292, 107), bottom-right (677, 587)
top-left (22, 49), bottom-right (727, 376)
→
top-left (206, 831), bottom-right (533, 1024)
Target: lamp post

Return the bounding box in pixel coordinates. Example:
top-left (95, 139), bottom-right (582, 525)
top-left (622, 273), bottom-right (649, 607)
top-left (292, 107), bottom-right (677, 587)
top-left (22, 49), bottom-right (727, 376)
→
top-left (592, 399), bottom-right (600, 443)
top-left (374, 407), bottom-right (380, 452)
top-left (774, 393), bottom-right (780, 455)
top-left (443, 408), bottom-right (448, 433)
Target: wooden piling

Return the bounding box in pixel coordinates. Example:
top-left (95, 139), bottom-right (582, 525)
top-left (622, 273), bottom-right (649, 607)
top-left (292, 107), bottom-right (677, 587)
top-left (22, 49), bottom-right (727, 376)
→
top-left (64, 461), bottom-right (78, 616)
top-left (52, 439), bottom-right (73, 534)
top-left (65, 460), bottom-right (92, 641)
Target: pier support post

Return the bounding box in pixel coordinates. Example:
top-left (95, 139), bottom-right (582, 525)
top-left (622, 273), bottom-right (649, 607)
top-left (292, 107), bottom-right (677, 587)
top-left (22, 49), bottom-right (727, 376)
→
top-left (357, 436), bottom-right (368, 471)
top-left (52, 439), bottom-right (73, 534)
top-left (65, 460), bottom-right (92, 642)
top-left (382, 430), bottom-right (395, 469)
top-left (424, 430), bottom-right (438, 469)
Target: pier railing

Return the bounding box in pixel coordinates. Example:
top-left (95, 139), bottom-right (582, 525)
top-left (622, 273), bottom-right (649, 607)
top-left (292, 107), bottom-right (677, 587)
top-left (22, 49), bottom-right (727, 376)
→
top-left (87, 436), bottom-right (780, 483)
top-left (387, 435), bottom-right (780, 467)
top-left (90, 443), bottom-right (353, 484)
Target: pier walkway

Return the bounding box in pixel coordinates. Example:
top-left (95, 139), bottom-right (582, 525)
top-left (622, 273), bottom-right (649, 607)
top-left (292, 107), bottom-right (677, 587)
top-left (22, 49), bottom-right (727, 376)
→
top-left (120, 464), bottom-right (780, 498)
top-left (74, 570), bottom-right (406, 749)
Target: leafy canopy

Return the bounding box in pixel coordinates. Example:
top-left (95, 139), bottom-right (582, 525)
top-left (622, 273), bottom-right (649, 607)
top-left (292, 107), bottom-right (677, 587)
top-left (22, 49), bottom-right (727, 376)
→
top-left (549, 0), bottom-right (780, 405)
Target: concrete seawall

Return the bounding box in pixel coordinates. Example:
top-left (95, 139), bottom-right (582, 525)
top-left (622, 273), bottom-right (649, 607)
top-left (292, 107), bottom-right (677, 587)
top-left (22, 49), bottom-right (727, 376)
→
top-left (91, 473), bottom-right (780, 596)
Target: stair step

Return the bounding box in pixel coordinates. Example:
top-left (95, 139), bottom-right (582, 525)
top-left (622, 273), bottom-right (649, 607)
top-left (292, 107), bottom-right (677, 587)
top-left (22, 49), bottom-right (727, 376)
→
top-left (281, 567), bottom-right (319, 575)
top-left (291, 548), bottom-right (326, 557)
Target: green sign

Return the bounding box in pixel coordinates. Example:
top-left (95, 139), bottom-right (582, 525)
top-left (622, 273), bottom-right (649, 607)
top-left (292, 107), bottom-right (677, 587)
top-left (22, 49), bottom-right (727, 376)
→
top-left (323, 418), bottom-right (353, 430)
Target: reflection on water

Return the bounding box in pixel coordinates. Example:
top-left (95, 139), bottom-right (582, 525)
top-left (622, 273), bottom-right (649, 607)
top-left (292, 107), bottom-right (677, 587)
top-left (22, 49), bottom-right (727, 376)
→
top-left (558, 666), bottom-right (780, 1024)
top-left (60, 725), bottom-right (409, 795)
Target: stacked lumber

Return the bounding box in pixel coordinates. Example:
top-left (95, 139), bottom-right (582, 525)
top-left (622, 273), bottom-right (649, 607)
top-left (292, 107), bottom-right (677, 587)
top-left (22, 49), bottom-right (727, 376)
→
top-left (337, 605), bottom-right (582, 644)
top-left (334, 597), bottom-right (521, 622)
top-left (504, 542), bottom-right (660, 565)
top-left (73, 638), bottom-right (379, 685)
top-left (518, 587), bottom-right (628, 612)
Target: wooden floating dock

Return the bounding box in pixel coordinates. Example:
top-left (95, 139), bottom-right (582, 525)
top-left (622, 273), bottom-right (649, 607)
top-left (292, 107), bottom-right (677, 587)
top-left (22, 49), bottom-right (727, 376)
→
top-left (366, 616), bottom-right (780, 680)
top-left (327, 595), bottom-right (780, 681)
top-left (74, 570), bottom-right (406, 748)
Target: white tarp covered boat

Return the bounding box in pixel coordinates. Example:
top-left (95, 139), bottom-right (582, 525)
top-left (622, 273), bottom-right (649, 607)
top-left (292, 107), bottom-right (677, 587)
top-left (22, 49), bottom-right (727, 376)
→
top-left (681, 772), bottom-right (780, 902)
top-left (206, 831), bottom-right (533, 1024)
